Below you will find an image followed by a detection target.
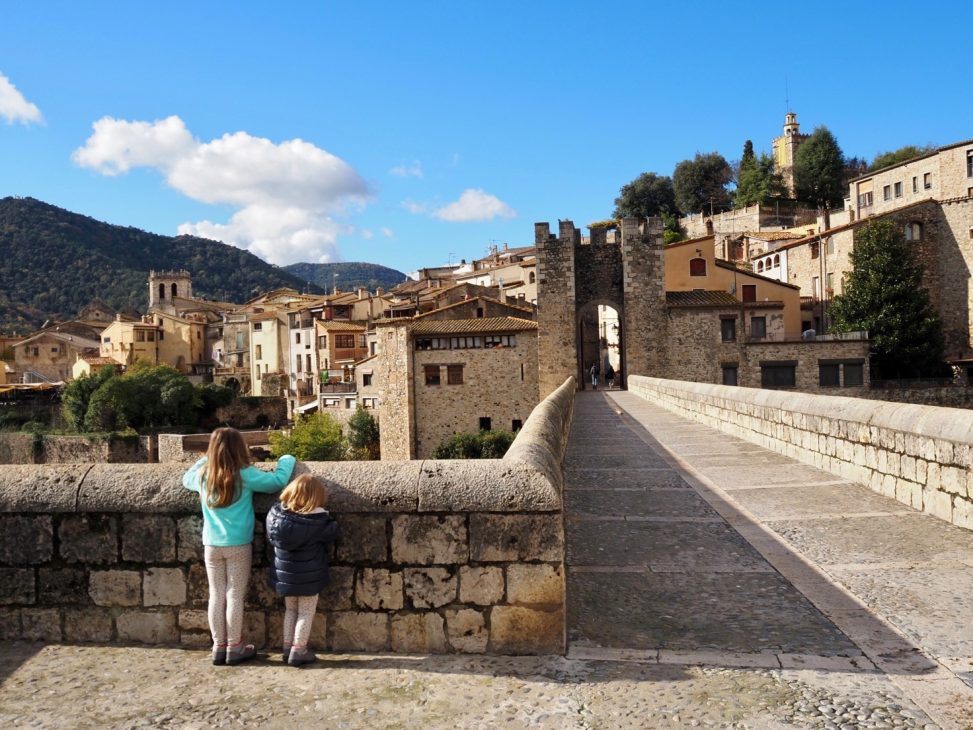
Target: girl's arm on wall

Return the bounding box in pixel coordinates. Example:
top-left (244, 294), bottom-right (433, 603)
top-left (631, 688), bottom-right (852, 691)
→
top-left (182, 456), bottom-right (207, 493)
top-left (243, 454), bottom-right (296, 493)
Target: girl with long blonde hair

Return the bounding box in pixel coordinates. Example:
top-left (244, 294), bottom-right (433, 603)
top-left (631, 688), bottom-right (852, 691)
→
top-left (183, 427), bottom-right (295, 665)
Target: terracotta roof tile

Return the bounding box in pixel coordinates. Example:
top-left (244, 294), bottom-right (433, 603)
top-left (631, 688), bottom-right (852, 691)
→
top-left (409, 317), bottom-right (538, 336)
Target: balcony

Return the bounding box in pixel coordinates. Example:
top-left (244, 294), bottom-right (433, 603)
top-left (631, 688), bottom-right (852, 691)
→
top-left (320, 381), bottom-right (357, 394)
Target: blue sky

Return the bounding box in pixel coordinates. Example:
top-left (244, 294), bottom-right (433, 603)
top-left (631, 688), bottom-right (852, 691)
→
top-left (2, 1), bottom-right (971, 274)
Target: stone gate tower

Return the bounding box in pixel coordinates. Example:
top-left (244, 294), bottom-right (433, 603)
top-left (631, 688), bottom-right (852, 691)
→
top-left (535, 217), bottom-right (668, 398)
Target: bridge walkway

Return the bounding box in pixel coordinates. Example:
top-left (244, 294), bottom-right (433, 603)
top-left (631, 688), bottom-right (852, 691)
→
top-left (564, 389), bottom-right (973, 726)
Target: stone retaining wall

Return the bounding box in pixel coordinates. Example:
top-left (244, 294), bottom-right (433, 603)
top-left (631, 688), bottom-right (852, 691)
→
top-left (629, 376), bottom-right (973, 530)
top-left (0, 377), bottom-right (575, 655)
top-left (0, 433), bottom-right (152, 465)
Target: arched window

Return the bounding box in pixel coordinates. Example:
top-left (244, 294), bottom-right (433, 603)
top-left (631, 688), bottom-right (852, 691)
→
top-left (689, 258), bottom-right (706, 277)
top-left (773, 254), bottom-right (780, 268)
top-left (171, 283), bottom-right (178, 298)
top-left (756, 260), bottom-right (764, 272)
top-left (904, 222), bottom-right (922, 242)
top-left (529, 271), bottom-right (536, 284)
top-left (159, 283), bottom-right (166, 301)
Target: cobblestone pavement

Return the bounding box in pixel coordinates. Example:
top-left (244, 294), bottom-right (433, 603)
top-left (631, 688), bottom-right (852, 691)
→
top-left (3, 390), bottom-right (973, 728)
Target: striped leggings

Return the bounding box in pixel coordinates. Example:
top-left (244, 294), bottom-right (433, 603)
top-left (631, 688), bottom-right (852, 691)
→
top-left (283, 595), bottom-right (319, 649)
top-left (203, 544), bottom-right (252, 647)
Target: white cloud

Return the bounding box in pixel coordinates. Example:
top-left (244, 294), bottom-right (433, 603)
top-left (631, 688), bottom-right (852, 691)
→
top-left (73, 115), bottom-right (371, 264)
top-left (380, 227), bottom-right (394, 239)
top-left (390, 160), bottom-right (423, 178)
top-left (433, 189), bottom-right (517, 222)
top-left (0, 73), bottom-right (43, 125)
top-left (400, 199), bottom-right (428, 215)
top-left (361, 228), bottom-right (374, 240)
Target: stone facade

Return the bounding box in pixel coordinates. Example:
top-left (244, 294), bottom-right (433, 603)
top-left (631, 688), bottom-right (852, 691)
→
top-left (629, 376), bottom-right (973, 531)
top-left (0, 433), bottom-right (151, 465)
top-left (0, 377), bottom-right (575, 654)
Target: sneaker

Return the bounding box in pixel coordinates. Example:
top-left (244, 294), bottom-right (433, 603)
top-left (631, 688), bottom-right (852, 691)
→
top-left (288, 647), bottom-right (317, 667)
top-left (212, 647), bottom-right (227, 666)
top-left (225, 643), bottom-right (257, 665)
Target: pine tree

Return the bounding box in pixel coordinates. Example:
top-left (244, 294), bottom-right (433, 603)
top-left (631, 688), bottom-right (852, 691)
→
top-left (828, 219), bottom-right (946, 379)
top-left (793, 126), bottom-right (846, 208)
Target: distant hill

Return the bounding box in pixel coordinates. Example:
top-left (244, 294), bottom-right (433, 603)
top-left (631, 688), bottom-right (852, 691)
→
top-left (0, 197), bottom-right (323, 335)
top-left (284, 261), bottom-right (408, 293)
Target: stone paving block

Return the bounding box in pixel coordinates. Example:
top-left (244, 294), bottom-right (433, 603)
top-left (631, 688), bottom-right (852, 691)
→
top-left (143, 567), bottom-right (186, 606)
top-left (37, 567), bottom-right (88, 604)
top-left (445, 608), bottom-right (487, 653)
top-left (391, 515), bottom-right (467, 565)
top-left (176, 516), bottom-right (203, 562)
top-left (458, 566), bottom-right (504, 606)
top-left (404, 567), bottom-right (456, 609)
top-left (767, 513), bottom-right (973, 567)
top-left (117, 611), bottom-right (178, 644)
top-left (469, 514), bottom-right (562, 562)
top-left (391, 612), bottom-right (447, 653)
top-left (356, 568), bottom-right (404, 610)
top-left (59, 515), bottom-right (118, 564)
top-left (122, 515), bottom-right (176, 563)
top-left (329, 611), bottom-right (388, 652)
top-left (319, 566), bottom-right (355, 611)
top-left (0, 515), bottom-right (53, 565)
top-left (565, 468), bottom-right (689, 491)
top-left (727, 482), bottom-right (898, 521)
top-left (490, 606), bottom-right (563, 655)
top-left (336, 515), bottom-right (388, 563)
top-left (0, 568), bottom-right (34, 605)
top-left (63, 608), bottom-right (112, 642)
top-left (567, 520), bottom-right (770, 572)
top-left (506, 564), bottom-right (562, 606)
top-left (21, 608), bottom-right (61, 641)
top-left (564, 488), bottom-right (717, 518)
top-left (568, 571), bottom-right (856, 655)
top-left (89, 569), bottom-right (140, 607)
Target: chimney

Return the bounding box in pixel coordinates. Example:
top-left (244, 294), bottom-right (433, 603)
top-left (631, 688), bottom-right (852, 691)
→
top-left (376, 287), bottom-right (384, 296)
top-left (358, 287), bottom-right (366, 300)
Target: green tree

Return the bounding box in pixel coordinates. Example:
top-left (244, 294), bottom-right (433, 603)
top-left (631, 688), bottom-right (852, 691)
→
top-left (734, 141), bottom-right (786, 208)
top-left (673, 152), bottom-right (733, 215)
top-left (612, 172), bottom-right (676, 219)
top-left (347, 406), bottom-right (380, 460)
top-left (432, 429), bottom-right (517, 459)
top-left (870, 145), bottom-right (935, 172)
top-left (270, 412), bottom-right (347, 461)
top-left (793, 126), bottom-right (846, 208)
top-left (61, 366), bottom-right (116, 431)
top-left (828, 219), bottom-right (946, 379)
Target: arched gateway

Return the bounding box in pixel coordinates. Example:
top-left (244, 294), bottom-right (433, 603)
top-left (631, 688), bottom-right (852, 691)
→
top-left (535, 218), bottom-right (668, 398)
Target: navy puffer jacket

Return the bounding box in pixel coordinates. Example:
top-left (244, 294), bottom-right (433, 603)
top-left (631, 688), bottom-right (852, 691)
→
top-left (266, 503), bottom-right (340, 597)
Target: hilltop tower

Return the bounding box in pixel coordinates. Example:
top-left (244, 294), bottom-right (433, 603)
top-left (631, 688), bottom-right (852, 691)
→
top-left (148, 270), bottom-right (193, 311)
top-left (772, 112), bottom-right (810, 196)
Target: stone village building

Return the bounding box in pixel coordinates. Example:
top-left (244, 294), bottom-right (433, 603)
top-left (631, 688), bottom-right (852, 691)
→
top-left (535, 217), bottom-right (869, 400)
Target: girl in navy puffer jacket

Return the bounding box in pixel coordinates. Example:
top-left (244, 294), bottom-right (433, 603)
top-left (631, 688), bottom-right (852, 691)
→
top-left (266, 474), bottom-right (339, 666)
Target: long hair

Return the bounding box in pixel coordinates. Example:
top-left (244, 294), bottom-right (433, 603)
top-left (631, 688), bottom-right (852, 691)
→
top-left (279, 474), bottom-right (328, 514)
top-left (203, 427), bottom-right (251, 508)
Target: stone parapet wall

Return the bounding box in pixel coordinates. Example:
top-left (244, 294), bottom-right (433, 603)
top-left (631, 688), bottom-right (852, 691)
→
top-left (629, 376), bottom-right (973, 531)
top-left (157, 430), bottom-right (278, 464)
top-left (0, 378), bottom-right (575, 655)
top-left (0, 433), bottom-right (151, 465)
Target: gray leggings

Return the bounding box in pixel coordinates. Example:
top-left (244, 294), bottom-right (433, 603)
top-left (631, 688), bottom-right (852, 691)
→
top-left (203, 544), bottom-right (252, 647)
top-left (283, 595), bottom-right (319, 649)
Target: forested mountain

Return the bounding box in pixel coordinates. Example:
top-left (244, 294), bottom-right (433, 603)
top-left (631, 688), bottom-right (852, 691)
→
top-left (284, 261), bottom-right (407, 293)
top-left (0, 197), bottom-right (323, 334)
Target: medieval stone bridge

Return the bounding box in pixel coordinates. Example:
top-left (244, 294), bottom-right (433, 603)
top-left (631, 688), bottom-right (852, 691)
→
top-left (2, 378), bottom-right (973, 727)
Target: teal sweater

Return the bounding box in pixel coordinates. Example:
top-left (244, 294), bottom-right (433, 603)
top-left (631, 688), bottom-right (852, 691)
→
top-left (182, 455), bottom-right (296, 547)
